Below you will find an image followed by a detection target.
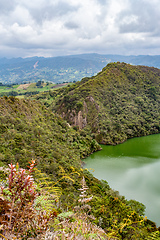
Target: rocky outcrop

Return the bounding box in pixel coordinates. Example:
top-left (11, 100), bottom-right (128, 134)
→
top-left (61, 96), bottom-right (99, 130)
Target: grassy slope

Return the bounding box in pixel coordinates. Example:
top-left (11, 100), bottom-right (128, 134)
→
top-left (51, 62), bottom-right (160, 145)
top-left (0, 96), bottom-right (156, 239)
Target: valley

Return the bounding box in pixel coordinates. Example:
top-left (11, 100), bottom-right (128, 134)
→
top-left (0, 81), bottom-right (70, 97)
top-left (2, 53), bottom-right (160, 85)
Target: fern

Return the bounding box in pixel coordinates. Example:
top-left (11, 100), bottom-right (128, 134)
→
top-left (147, 231), bottom-right (160, 240)
top-left (34, 168), bottom-right (62, 210)
top-left (34, 194), bottom-right (58, 213)
top-left (33, 167), bottom-right (79, 211)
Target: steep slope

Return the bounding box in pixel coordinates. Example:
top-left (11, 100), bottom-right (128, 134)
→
top-left (0, 96), bottom-right (100, 169)
top-left (0, 96), bottom-right (158, 238)
top-left (52, 62), bottom-right (160, 145)
top-left (0, 96), bottom-right (101, 212)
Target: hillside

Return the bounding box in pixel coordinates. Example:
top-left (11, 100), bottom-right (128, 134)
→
top-left (2, 54), bottom-right (160, 85)
top-left (0, 96), bottom-right (156, 239)
top-left (49, 62), bottom-right (160, 145)
top-left (0, 97), bottom-right (100, 169)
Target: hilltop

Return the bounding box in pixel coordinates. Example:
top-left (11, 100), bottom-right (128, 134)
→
top-left (47, 62), bottom-right (160, 145)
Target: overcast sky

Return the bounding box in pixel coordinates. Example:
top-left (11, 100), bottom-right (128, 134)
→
top-left (0, 0), bottom-right (160, 58)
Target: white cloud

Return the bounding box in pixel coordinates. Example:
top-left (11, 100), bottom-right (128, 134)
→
top-left (0, 0), bottom-right (160, 57)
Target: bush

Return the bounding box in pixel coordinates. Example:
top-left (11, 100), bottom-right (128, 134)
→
top-left (0, 160), bottom-right (52, 239)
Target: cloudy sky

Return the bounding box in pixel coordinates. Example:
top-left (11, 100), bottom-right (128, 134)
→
top-left (0, 0), bottom-right (160, 58)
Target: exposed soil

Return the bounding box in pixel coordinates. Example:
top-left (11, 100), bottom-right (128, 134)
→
top-left (17, 83), bottom-right (31, 90)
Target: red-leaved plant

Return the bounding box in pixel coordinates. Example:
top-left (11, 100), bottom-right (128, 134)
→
top-left (0, 160), bottom-right (51, 239)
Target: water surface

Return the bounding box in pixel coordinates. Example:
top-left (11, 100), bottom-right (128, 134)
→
top-left (84, 134), bottom-right (160, 226)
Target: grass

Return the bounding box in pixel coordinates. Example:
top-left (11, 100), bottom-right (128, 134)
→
top-left (0, 82), bottom-right (72, 97)
top-left (0, 85), bottom-right (19, 93)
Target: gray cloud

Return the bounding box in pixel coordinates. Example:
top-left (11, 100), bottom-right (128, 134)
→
top-left (29, 1), bottom-right (79, 24)
top-left (0, 0), bottom-right (16, 14)
top-left (117, 0), bottom-right (160, 35)
top-left (95, 0), bottom-right (109, 5)
top-left (0, 0), bottom-right (160, 58)
top-left (65, 21), bottom-right (79, 30)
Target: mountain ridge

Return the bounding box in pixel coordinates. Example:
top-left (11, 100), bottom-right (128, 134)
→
top-left (2, 53), bottom-right (160, 85)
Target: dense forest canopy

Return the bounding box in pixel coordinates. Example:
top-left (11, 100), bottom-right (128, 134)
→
top-left (48, 62), bottom-right (160, 145)
top-left (1, 62), bottom-right (160, 239)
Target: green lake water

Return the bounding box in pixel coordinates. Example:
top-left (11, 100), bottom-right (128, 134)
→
top-left (84, 134), bottom-right (160, 226)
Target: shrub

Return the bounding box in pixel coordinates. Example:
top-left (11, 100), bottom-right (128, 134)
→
top-left (0, 160), bottom-right (52, 239)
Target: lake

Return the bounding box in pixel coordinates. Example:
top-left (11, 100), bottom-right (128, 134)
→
top-left (84, 134), bottom-right (160, 226)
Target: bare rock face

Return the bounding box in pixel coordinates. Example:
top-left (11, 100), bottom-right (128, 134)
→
top-left (66, 105), bottom-right (87, 130)
top-left (74, 111), bottom-right (84, 129)
top-left (60, 96), bottom-right (99, 130)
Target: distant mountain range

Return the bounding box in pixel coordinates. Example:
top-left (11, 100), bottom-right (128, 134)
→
top-left (1, 53), bottom-right (160, 84)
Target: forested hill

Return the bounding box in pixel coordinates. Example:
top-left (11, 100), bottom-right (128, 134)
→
top-left (0, 97), bottom-right (100, 169)
top-left (51, 62), bottom-right (160, 145)
top-left (1, 96), bottom-right (156, 239)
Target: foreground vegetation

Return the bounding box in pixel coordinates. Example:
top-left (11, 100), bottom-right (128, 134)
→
top-left (0, 163), bottom-right (110, 239)
top-left (0, 159), bottom-right (160, 239)
top-left (0, 96), bottom-right (160, 239)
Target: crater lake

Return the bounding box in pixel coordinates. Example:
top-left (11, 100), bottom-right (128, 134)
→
top-left (84, 134), bottom-right (160, 226)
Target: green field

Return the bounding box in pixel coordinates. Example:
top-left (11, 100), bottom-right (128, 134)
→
top-left (0, 85), bottom-right (19, 93)
top-left (0, 82), bottom-right (71, 97)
